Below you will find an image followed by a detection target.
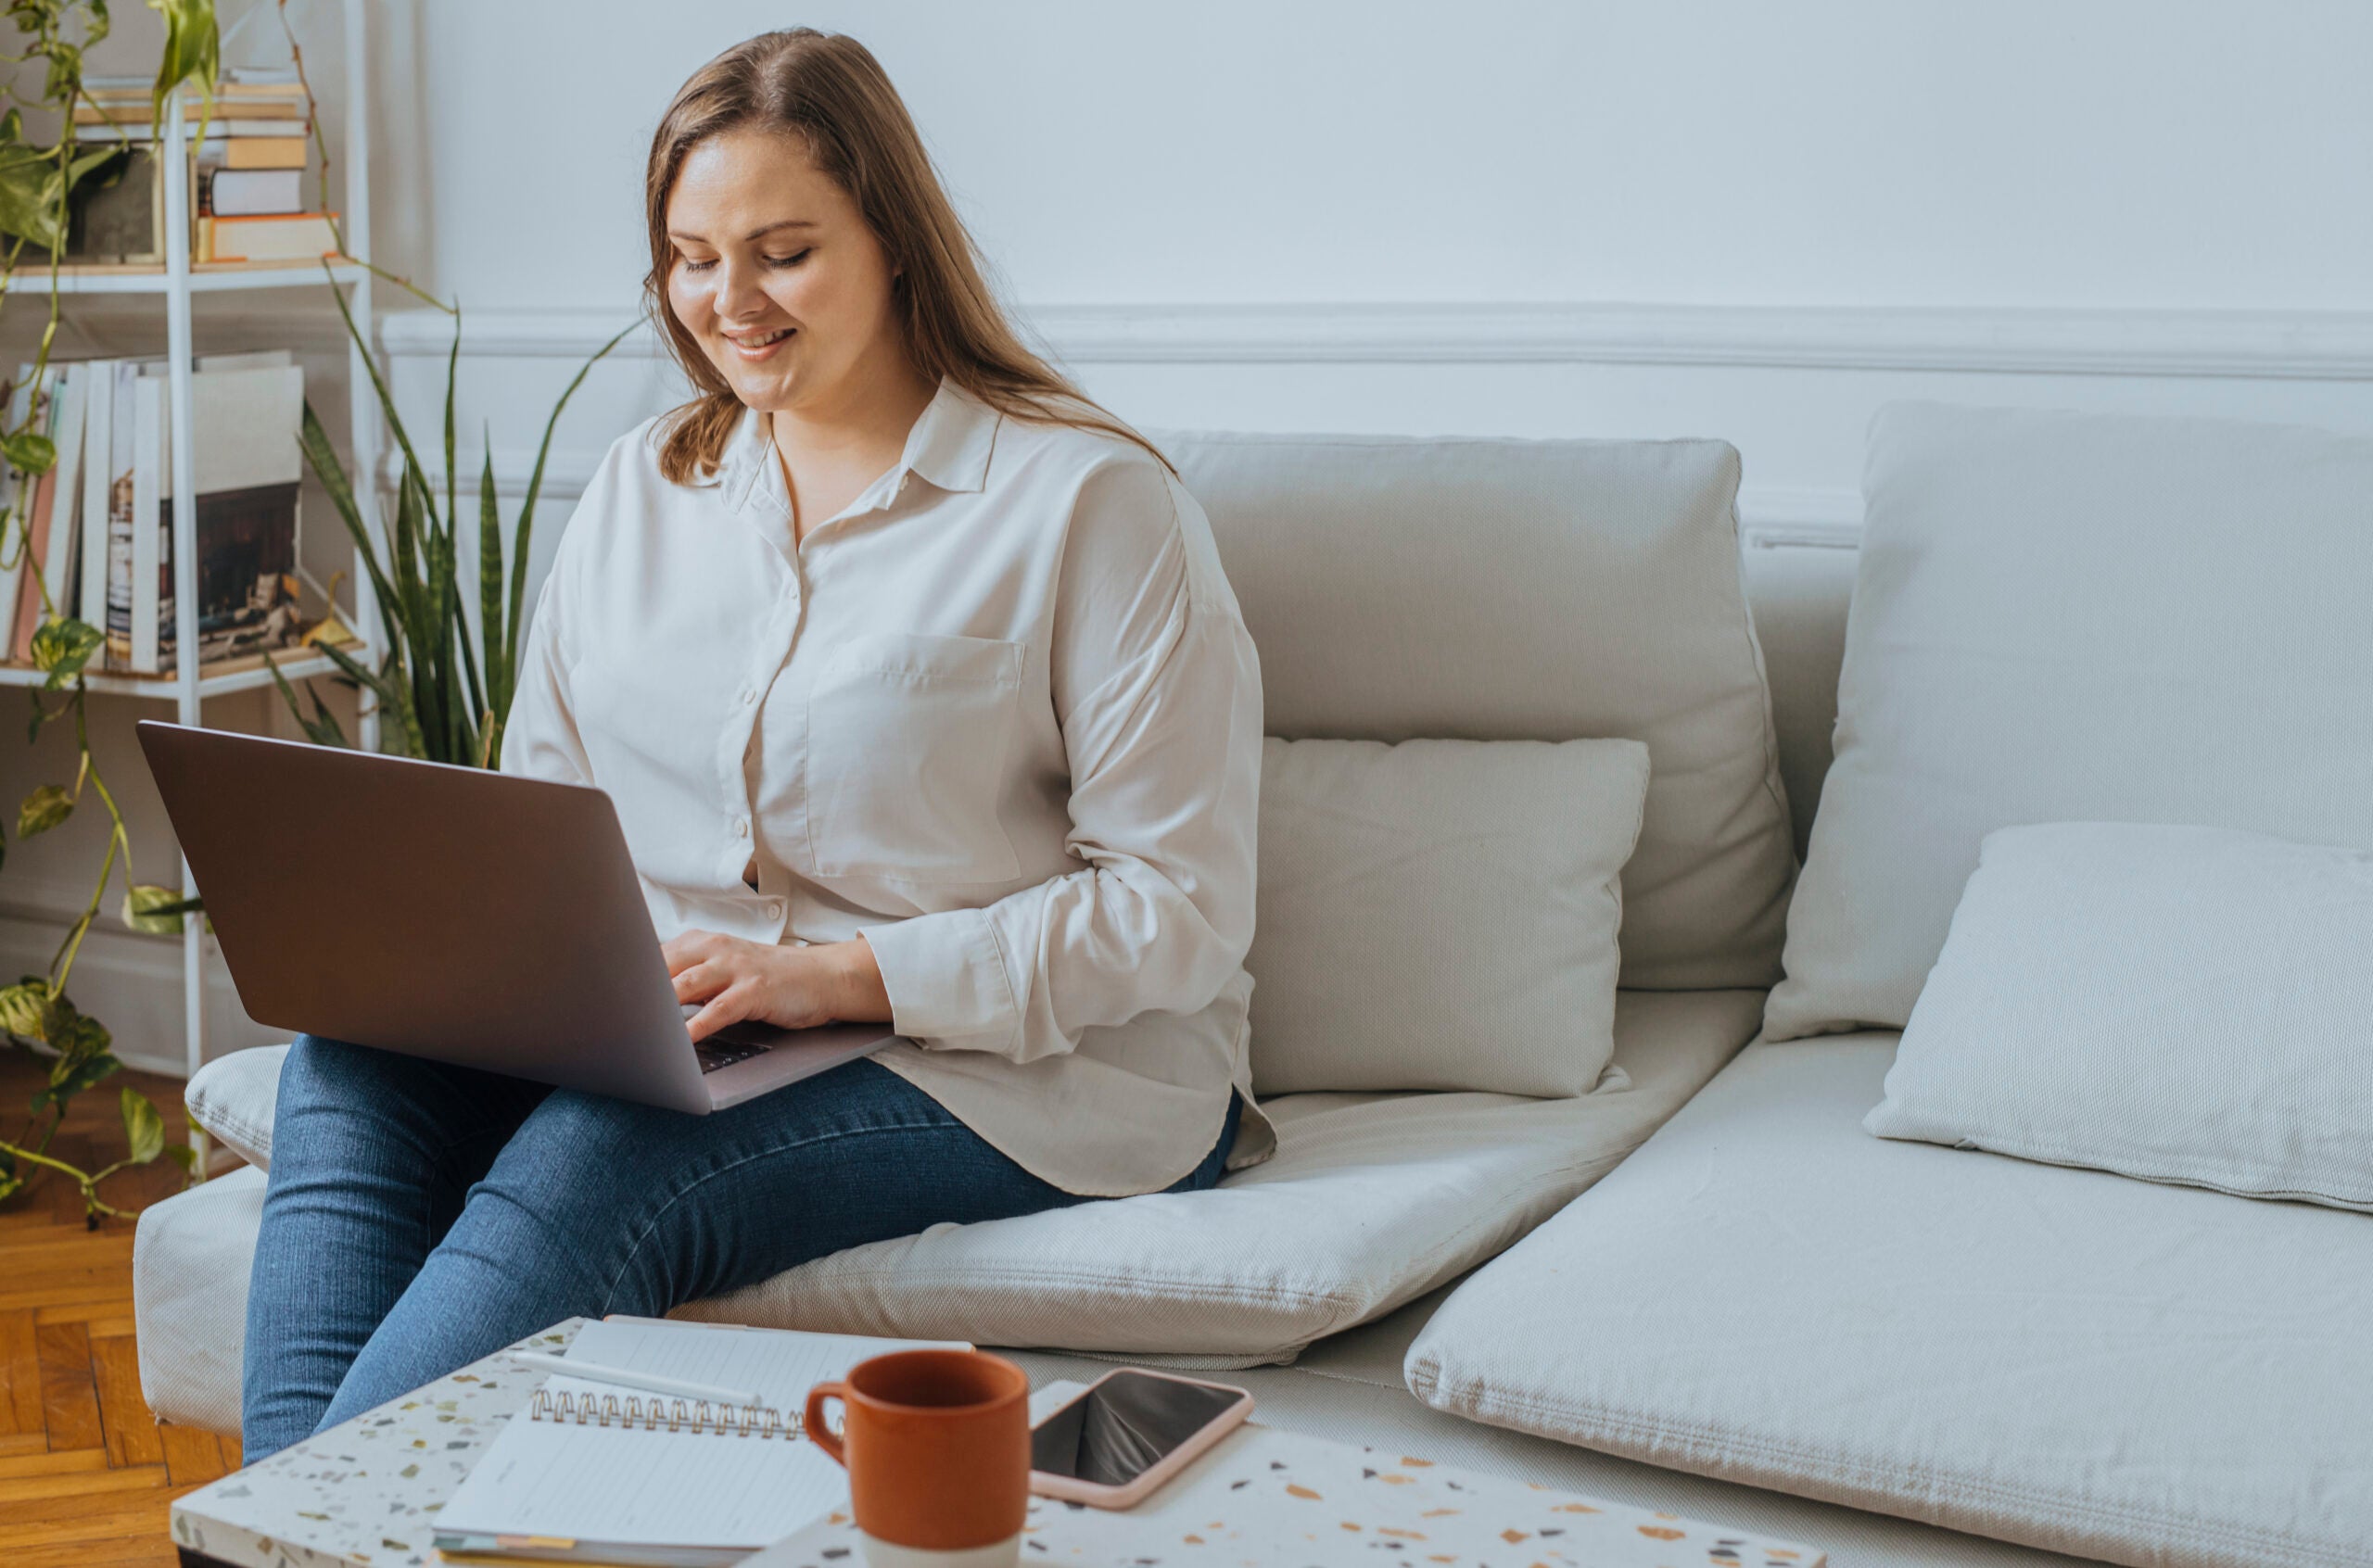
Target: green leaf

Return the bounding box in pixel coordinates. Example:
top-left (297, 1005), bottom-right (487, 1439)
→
top-left (17, 783), bottom-right (70, 838)
top-left (145, 0), bottom-right (220, 122)
top-left (120, 1086), bottom-right (163, 1166)
top-left (32, 617), bottom-right (103, 690)
top-left (42, 993), bottom-right (110, 1060)
top-left (0, 979), bottom-right (44, 1039)
top-left (32, 1044), bottom-right (118, 1114)
top-left (121, 883), bottom-right (191, 935)
top-left (0, 429), bottom-right (55, 477)
top-left (264, 651), bottom-right (349, 749)
top-left (164, 1143), bottom-right (197, 1183)
top-left (478, 435), bottom-right (506, 728)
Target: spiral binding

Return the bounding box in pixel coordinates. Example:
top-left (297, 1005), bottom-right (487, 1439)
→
top-left (526, 1387), bottom-right (804, 1439)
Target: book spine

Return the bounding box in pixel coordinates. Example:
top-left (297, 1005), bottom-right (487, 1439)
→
top-left (126, 372), bottom-right (159, 673)
top-left (44, 364), bottom-right (83, 637)
top-left (79, 361), bottom-right (112, 635)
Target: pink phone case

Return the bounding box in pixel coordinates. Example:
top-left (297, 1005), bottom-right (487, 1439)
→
top-left (1027, 1367), bottom-right (1255, 1509)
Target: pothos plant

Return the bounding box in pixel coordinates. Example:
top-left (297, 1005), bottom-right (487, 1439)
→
top-left (0, 0), bottom-right (222, 1226)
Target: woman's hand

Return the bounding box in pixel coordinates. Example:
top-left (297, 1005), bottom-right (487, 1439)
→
top-left (663, 930), bottom-right (894, 1043)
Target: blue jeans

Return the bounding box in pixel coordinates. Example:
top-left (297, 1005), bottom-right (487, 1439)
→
top-left (243, 1038), bottom-right (1239, 1461)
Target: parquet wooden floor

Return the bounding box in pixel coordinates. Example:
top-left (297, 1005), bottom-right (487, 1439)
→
top-left (0, 1052), bottom-right (243, 1567)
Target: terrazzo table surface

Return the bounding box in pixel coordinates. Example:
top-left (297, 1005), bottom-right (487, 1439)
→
top-left (171, 1318), bottom-right (1822, 1568)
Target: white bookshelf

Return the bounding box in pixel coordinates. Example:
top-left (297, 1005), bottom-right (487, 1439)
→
top-left (33, 0), bottom-right (384, 1100)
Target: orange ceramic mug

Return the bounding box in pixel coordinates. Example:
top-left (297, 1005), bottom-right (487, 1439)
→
top-left (806, 1349), bottom-right (1032, 1568)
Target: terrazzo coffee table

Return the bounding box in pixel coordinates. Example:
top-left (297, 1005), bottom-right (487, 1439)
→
top-left (170, 1318), bottom-right (1823, 1568)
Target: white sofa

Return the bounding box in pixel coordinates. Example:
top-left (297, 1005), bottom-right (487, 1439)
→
top-left (134, 407), bottom-right (2370, 1568)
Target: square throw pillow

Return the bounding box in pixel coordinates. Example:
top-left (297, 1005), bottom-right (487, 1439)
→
top-left (1767, 402), bottom-right (2373, 1041)
top-left (1246, 736), bottom-right (1649, 1097)
top-left (1866, 821), bottom-right (2373, 1210)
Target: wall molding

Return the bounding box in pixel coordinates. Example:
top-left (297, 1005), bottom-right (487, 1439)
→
top-left (382, 299), bottom-right (2373, 380)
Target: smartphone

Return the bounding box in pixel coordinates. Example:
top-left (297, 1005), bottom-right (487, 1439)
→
top-left (1028, 1368), bottom-right (1255, 1508)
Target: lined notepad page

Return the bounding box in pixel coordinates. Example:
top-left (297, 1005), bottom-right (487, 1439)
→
top-left (436, 1321), bottom-right (965, 1550)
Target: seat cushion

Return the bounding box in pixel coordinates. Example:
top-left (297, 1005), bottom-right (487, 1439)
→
top-left (1161, 430), bottom-right (1796, 991)
top-left (184, 1043), bottom-right (288, 1169)
top-left (676, 989), bottom-right (1765, 1365)
top-left (1407, 1035), bottom-right (2373, 1568)
top-left (133, 1162), bottom-right (266, 1434)
top-left (1769, 402), bottom-right (2373, 1040)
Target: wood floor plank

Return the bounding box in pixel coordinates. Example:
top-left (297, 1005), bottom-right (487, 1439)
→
top-left (10, 1548), bottom-right (179, 1568)
top-left (0, 1308), bottom-right (39, 1433)
top-left (90, 1334), bottom-right (164, 1468)
top-left (0, 1232), bottom-right (137, 1272)
top-left (0, 1447), bottom-right (109, 1478)
top-left (157, 1422), bottom-right (228, 1486)
top-left (32, 1321), bottom-right (102, 1450)
top-left (0, 1461), bottom-right (170, 1505)
top-left (0, 1492), bottom-right (174, 1547)
top-left (39, 1305), bottom-right (138, 1335)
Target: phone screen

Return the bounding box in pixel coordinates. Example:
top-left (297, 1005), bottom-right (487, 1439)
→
top-left (1030, 1372), bottom-right (1243, 1486)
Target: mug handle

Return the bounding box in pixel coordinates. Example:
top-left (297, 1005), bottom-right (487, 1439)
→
top-left (805, 1383), bottom-right (847, 1467)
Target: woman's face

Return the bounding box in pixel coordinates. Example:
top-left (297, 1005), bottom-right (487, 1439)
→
top-left (664, 127), bottom-right (903, 415)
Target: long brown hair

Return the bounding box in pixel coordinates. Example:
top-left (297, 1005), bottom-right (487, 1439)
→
top-left (643, 30), bottom-right (1172, 485)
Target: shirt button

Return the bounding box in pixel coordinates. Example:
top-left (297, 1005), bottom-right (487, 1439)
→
top-left (732, 817), bottom-right (750, 840)
top-left (741, 687), bottom-right (758, 705)
top-left (767, 901), bottom-right (784, 920)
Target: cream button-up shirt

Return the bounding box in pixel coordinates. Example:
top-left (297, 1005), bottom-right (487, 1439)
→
top-left (500, 378), bottom-right (1272, 1195)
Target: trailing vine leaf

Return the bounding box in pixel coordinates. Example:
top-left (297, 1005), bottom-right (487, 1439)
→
top-left (0, 978), bottom-right (44, 1039)
top-left (120, 1086), bottom-right (163, 1165)
top-left (32, 1046), bottom-right (117, 1115)
top-left (145, 0), bottom-right (219, 120)
top-left (40, 992), bottom-right (108, 1057)
top-left (0, 1148), bottom-right (17, 1206)
top-left (121, 882), bottom-right (192, 934)
top-left (32, 616), bottom-right (103, 689)
top-left (18, 783), bottom-right (70, 837)
top-left (0, 428), bottom-right (54, 476)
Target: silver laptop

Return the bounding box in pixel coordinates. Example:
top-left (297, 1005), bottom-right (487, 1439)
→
top-left (137, 721), bottom-right (895, 1115)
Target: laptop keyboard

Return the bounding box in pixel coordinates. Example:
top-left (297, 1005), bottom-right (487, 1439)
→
top-left (693, 1037), bottom-right (770, 1074)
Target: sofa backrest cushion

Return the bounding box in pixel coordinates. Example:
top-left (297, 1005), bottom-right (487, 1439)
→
top-left (1768, 401), bottom-right (2373, 1039)
top-left (1156, 431), bottom-right (1797, 992)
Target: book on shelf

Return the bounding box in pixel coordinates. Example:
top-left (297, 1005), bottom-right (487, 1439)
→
top-left (6, 364), bottom-right (91, 664)
top-left (75, 354), bottom-right (305, 675)
top-left (200, 166), bottom-right (304, 217)
top-left (197, 211), bottom-right (341, 264)
top-left (64, 144), bottom-right (167, 264)
top-left (73, 116), bottom-right (312, 141)
top-left (154, 360), bottom-right (308, 673)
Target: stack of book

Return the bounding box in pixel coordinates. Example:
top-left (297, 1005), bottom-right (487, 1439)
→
top-left (73, 70), bottom-right (339, 265)
top-left (1, 353), bottom-right (324, 675)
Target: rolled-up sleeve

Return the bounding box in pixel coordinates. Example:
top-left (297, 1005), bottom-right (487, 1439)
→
top-left (861, 457), bottom-right (1263, 1063)
top-left (498, 572), bottom-right (594, 788)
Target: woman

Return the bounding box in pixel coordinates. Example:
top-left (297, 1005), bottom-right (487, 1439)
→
top-left (241, 28), bottom-right (1268, 1461)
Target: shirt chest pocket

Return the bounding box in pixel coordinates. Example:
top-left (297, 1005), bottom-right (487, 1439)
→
top-left (802, 631), bottom-right (1027, 884)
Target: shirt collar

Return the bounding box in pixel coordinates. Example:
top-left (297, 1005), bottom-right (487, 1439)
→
top-left (714, 375), bottom-right (1001, 512)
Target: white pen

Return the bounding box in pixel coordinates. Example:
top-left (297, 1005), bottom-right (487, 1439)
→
top-left (511, 1349), bottom-right (765, 1409)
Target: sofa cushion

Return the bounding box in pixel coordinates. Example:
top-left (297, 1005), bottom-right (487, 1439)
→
top-left (1161, 431), bottom-right (1795, 992)
top-left (676, 988), bottom-right (1765, 1365)
top-left (1768, 402), bottom-right (2373, 1040)
top-left (185, 1043), bottom-right (288, 1169)
top-left (1248, 735), bottom-right (1650, 1096)
top-left (133, 1162), bottom-right (266, 1434)
top-left (1868, 820), bottom-right (2373, 1211)
top-left (1407, 1034), bottom-right (2373, 1568)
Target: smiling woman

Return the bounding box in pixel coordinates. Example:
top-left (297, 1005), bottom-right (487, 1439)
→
top-left (234, 28), bottom-right (1268, 1471)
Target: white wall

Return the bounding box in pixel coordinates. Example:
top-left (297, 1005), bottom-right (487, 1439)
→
top-left (19, 0), bottom-right (2373, 1070)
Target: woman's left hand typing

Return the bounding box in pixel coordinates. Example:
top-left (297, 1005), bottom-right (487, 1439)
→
top-left (663, 929), bottom-right (895, 1043)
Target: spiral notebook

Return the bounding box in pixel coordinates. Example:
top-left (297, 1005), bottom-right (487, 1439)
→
top-left (433, 1319), bottom-right (965, 1567)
